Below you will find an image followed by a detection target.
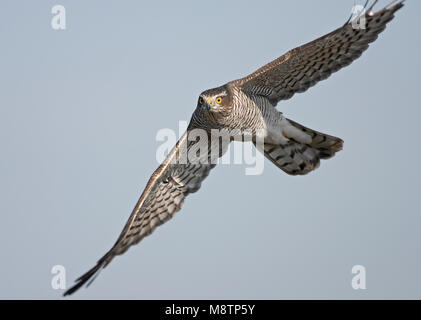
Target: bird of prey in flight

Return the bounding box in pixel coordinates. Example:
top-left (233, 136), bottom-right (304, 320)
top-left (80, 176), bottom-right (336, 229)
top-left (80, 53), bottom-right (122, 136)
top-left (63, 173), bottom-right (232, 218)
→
top-left (64, 1), bottom-right (404, 295)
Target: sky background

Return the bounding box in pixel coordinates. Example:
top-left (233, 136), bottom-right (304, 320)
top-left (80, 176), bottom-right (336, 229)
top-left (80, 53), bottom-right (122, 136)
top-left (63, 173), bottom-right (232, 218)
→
top-left (0, 0), bottom-right (420, 299)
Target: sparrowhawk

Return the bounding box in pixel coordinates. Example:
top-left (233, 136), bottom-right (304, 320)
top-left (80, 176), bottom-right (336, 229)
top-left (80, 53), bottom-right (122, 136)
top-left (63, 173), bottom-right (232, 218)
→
top-left (64, 1), bottom-right (404, 295)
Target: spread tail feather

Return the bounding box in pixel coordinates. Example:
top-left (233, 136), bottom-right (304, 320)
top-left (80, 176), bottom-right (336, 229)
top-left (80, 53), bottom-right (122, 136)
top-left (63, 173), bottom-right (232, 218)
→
top-left (256, 118), bottom-right (343, 175)
top-left (287, 118), bottom-right (343, 159)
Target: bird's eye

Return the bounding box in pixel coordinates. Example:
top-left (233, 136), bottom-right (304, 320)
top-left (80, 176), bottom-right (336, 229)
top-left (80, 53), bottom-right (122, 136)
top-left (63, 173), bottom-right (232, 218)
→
top-left (199, 97), bottom-right (204, 105)
top-left (216, 97), bottom-right (222, 104)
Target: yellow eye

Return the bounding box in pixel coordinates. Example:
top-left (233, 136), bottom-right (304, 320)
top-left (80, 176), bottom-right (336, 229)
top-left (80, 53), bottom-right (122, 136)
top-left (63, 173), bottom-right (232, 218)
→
top-left (199, 97), bottom-right (204, 105)
top-left (216, 97), bottom-right (222, 104)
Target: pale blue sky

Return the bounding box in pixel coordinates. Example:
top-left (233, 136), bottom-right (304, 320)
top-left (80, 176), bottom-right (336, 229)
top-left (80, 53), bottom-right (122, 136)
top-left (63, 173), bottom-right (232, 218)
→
top-left (0, 0), bottom-right (420, 299)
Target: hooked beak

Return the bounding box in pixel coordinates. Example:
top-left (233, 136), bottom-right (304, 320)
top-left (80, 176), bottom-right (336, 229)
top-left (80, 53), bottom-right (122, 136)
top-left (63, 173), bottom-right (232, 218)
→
top-left (202, 98), bottom-right (213, 111)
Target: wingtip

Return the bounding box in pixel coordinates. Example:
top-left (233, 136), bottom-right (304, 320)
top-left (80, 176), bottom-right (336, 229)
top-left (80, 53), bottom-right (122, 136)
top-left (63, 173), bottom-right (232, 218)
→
top-left (344, 0), bottom-right (405, 26)
top-left (62, 262), bottom-right (104, 297)
top-left (367, 0), bottom-right (405, 12)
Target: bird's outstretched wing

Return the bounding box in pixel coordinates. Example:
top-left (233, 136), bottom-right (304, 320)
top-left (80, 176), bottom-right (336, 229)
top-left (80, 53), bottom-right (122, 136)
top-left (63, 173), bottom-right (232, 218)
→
top-left (64, 129), bottom-right (224, 295)
top-left (235, 0), bottom-right (404, 105)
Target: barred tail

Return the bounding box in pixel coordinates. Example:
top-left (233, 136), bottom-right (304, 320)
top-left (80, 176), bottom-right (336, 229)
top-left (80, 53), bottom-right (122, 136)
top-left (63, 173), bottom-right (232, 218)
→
top-left (257, 118), bottom-right (343, 175)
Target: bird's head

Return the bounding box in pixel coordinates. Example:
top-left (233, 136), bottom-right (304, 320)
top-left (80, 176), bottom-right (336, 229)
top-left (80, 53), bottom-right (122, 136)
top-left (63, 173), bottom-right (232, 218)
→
top-left (197, 86), bottom-right (231, 114)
